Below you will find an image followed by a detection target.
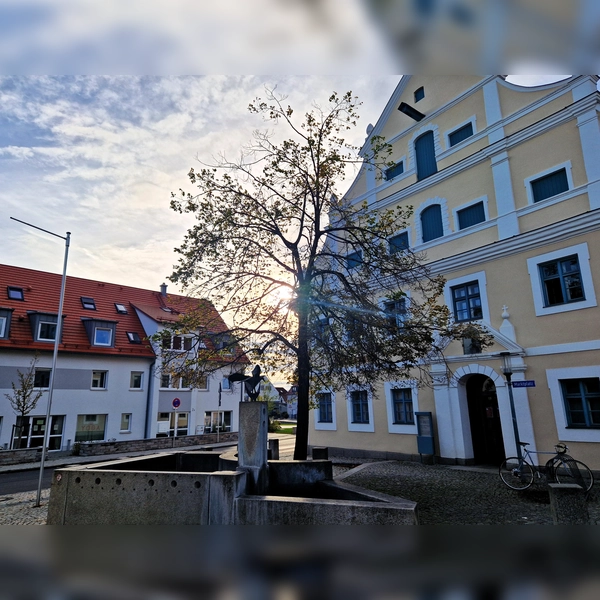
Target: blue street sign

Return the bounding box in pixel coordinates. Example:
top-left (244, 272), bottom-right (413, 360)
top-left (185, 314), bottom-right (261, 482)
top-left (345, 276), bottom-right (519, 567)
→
top-left (512, 380), bottom-right (535, 388)
top-left (172, 397), bottom-right (181, 408)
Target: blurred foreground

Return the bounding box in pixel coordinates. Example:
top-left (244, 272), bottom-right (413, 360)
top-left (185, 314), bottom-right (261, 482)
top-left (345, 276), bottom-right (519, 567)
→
top-left (1, 527), bottom-right (599, 599)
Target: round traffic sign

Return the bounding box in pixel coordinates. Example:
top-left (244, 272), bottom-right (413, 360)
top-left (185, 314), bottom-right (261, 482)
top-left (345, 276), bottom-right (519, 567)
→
top-left (172, 397), bottom-right (181, 409)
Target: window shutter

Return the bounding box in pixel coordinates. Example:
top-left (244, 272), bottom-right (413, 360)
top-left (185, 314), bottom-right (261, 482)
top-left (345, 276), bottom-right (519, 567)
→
top-left (531, 168), bottom-right (568, 202)
top-left (457, 201), bottom-right (485, 229)
top-left (415, 131), bottom-right (437, 181)
top-left (448, 122), bottom-right (473, 147)
top-left (421, 205), bottom-right (443, 242)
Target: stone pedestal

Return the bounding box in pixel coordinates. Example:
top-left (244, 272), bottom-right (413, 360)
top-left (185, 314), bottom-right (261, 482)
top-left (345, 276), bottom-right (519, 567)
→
top-left (548, 483), bottom-right (590, 524)
top-left (238, 402), bottom-right (269, 494)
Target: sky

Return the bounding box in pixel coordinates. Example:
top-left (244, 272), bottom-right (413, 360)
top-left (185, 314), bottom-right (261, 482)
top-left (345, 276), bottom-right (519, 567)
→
top-left (0, 76), bottom-right (402, 292)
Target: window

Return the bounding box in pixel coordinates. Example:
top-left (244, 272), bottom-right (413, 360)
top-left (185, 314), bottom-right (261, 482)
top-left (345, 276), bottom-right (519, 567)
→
top-left (414, 86), bottom-right (424, 102)
top-left (383, 298), bottom-right (407, 330)
top-left (531, 168), bottom-right (569, 203)
top-left (448, 122), bottom-right (474, 147)
top-left (94, 327), bottom-right (112, 346)
top-left (560, 378), bottom-right (600, 428)
top-left (130, 371), bottom-right (143, 389)
top-left (12, 415), bottom-right (64, 450)
top-left (7, 286), bottom-right (24, 301)
top-left (80, 297), bottom-right (96, 310)
top-left (346, 250), bottom-right (362, 270)
top-left (0, 309), bottom-right (12, 339)
top-left (91, 371), bottom-right (107, 389)
top-left (115, 303), bottom-right (128, 314)
top-left (539, 255), bottom-right (584, 307)
top-left (527, 243), bottom-right (596, 317)
top-left (389, 231), bottom-right (409, 253)
top-left (160, 374), bottom-right (171, 388)
top-left (350, 390), bottom-right (369, 424)
top-left (120, 413), bottom-right (132, 432)
top-left (160, 374), bottom-right (190, 389)
top-left (392, 388), bottom-right (414, 424)
top-left (34, 369), bottom-right (51, 388)
top-left (457, 201), bottom-right (485, 230)
top-left (38, 321), bottom-right (56, 341)
top-left (415, 131), bottom-right (437, 181)
top-left (127, 331), bottom-right (141, 343)
top-left (451, 281), bottom-right (482, 321)
top-left (384, 161), bottom-right (404, 181)
top-left (421, 205), bottom-right (443, 242)
top-left (204, 411), bottom-right (232, 434)
top-left (163, 334), bottom-right (193, 351)
top-left (75, 414), bottom-right (107, 442)
top-left (222, 377), bottom-right (231, 390)
top-left (317, 392), bottom-right (333, 423)
top-left (0, 316), bottom-right (6, 338)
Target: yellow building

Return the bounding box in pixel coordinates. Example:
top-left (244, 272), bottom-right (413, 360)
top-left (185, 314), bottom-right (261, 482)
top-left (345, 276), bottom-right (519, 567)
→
top-left (309, 75), bottom-right (600, 470)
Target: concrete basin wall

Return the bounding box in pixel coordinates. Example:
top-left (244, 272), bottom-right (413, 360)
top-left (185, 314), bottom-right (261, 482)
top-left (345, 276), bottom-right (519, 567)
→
top-left (235, 495), bottom-right (418, 524)
top-left (47, 466), bottom-right (246, 525)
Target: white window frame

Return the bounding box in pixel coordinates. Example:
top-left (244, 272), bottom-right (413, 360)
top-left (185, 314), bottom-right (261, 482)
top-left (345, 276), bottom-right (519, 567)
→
top-left (383, 156), bottom-right (407, 182)
top-left (93, 327), bottom-right (112, 346)
top-left (524, 160), bottom-right (574, 206)
top-left (222, 377), bottom-right (232, 391)
top-left (37, 320), bottom-right (57, 342)
top-left (91, 370), bottom-right (108, 390)
top-left (443, 271), bottom-right (490, 324)
top-left (0, 316), bottom-right (5, 337)
top-left (526, 242), bottom-right (597, 316)
top-left (346, 386), bottom-right (374, 433)
top-left (314, 389), bottom-right (336, 431)
top-left (130, 371), bottom-right (143, 390)
top-left (385, 381), bottom-right (418, 435)
top-left (452, 195), bottom-right (489, 232)
top-left (546, 366), bottom-right (600, 442)
top-left (120, 413), bottom-right (132, 433)
top-left (445, 116), bottom-right (477, 150)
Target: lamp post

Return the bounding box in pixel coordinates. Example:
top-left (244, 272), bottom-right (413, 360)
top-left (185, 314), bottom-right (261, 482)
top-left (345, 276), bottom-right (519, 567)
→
top-left (498, 351), bottom-right (523, 462)
top-left (10, 217), bottom-right (71, 507)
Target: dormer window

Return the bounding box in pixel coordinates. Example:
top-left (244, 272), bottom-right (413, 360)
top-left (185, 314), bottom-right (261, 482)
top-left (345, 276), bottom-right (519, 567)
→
top-left (127, 331), bottom-right (141, 344)
top-left (81, 318), bottom-right (116, 348)
top-left (0, 308), bottom-right (13, 339)
top-left (81, 297), bottom-right (96, 310)
top-left (115, 303), bottom-right (128, 314)
top-left (7, 286), bottom-right (24, 301)
top-left (28, 312), bottom-right (61, 343)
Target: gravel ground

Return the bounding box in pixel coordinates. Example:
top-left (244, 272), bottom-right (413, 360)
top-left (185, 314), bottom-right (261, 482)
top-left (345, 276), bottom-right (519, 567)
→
top-left (1, 460), bottom-right (598, 525)
top-left (340, 460), bottom-right (600, 525)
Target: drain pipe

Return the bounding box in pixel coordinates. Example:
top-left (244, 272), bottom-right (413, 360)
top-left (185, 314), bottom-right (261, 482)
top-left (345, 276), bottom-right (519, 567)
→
top-left (144, 361), bottom-right (155, 439)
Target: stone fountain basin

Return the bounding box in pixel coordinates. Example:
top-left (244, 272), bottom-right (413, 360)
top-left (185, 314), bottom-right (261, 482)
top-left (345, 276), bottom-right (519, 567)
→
top-left (47, 451), bottom-right (418, 525)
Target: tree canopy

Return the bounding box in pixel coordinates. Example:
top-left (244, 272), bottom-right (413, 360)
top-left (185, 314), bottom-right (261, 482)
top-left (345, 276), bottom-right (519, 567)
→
top-left (164, 89), bottom-right (486, 459)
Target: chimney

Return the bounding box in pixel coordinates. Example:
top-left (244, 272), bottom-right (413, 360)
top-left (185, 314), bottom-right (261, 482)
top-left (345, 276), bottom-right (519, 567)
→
top-left (160, 283), bottom-right (167, 297)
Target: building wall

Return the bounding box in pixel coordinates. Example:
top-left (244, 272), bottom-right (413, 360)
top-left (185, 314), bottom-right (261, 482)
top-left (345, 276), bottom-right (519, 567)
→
top-left (309, 75), bottom-right (600, 470)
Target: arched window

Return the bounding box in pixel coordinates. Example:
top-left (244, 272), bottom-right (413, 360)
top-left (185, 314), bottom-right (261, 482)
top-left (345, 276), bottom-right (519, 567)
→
top-left (421, 204), bottom-right (443, 242)
top-left (415, 130), bottom-right (437, 181)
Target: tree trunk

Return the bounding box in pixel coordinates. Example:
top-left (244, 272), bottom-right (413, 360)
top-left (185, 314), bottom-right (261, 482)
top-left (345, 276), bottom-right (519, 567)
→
top-left (293, 301), bottom-right (310, 460)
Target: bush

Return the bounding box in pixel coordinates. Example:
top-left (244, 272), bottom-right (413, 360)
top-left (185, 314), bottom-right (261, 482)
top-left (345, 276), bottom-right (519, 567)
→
top-left (268, 419), bottom-right (282, 433)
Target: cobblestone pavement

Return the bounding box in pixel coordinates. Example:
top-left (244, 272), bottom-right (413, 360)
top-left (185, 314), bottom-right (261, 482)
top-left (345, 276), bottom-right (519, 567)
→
top-left (2, 459), bottom-right (598, 525)
top-left (339, 460), bottom-right (600, 525)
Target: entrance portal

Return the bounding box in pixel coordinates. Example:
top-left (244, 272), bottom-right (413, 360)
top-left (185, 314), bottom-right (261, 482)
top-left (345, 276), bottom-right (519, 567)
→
top-left (466, 375), bottom-right (506, 465)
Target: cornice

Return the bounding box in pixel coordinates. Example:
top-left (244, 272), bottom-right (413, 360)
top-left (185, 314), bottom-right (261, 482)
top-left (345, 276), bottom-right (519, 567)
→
top-left (426, 209), bottom-right (600, 276)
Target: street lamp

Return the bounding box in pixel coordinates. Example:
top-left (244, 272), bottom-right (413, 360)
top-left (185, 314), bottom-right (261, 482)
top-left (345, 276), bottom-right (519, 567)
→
top-left (498, 351), bottom-right (523, 462)
top-left (10, 217), bottom-right (71, 507)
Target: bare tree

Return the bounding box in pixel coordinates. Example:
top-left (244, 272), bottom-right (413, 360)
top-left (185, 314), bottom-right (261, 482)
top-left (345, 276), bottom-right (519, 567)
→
top-left (162, 89), bottom-right (488, 459)
top-left (4, 355), bottom-right (44, 448)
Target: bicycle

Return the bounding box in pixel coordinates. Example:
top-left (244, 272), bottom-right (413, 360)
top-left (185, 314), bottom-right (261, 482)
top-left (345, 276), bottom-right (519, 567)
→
top-left (499, 442), bottom-right (594, 492)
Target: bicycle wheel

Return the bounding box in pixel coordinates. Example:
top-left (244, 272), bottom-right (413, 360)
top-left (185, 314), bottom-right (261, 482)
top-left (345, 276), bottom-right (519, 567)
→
top-left (499, 457), bottom-right (534, 490)
top-left (554, 458), bottom-right (594, 492)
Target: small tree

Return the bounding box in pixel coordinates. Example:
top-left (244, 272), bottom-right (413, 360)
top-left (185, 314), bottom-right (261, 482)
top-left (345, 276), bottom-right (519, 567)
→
top-left (4, 355), bottom-right (44, 449)
top-left (164, 89), bottom-right (488, 459)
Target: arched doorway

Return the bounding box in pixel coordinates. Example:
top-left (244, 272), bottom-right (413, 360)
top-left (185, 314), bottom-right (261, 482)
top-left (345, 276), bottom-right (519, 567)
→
top-left (466, 375), bottom-right (506, 465)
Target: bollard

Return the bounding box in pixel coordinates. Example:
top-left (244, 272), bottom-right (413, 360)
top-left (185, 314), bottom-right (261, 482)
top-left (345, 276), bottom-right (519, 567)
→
top-left (268, 438), bottom-right (280, 460)
top-left (548, 483), bottom-right (590, 524)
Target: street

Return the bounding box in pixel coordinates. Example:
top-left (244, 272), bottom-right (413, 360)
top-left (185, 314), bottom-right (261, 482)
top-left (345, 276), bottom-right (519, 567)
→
top-left (0, 468), bottom-right (54, 495)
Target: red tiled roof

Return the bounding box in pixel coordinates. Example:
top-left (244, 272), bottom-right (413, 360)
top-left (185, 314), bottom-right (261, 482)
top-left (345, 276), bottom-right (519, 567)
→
top-left (0, 264), bottom-right (230, 358)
